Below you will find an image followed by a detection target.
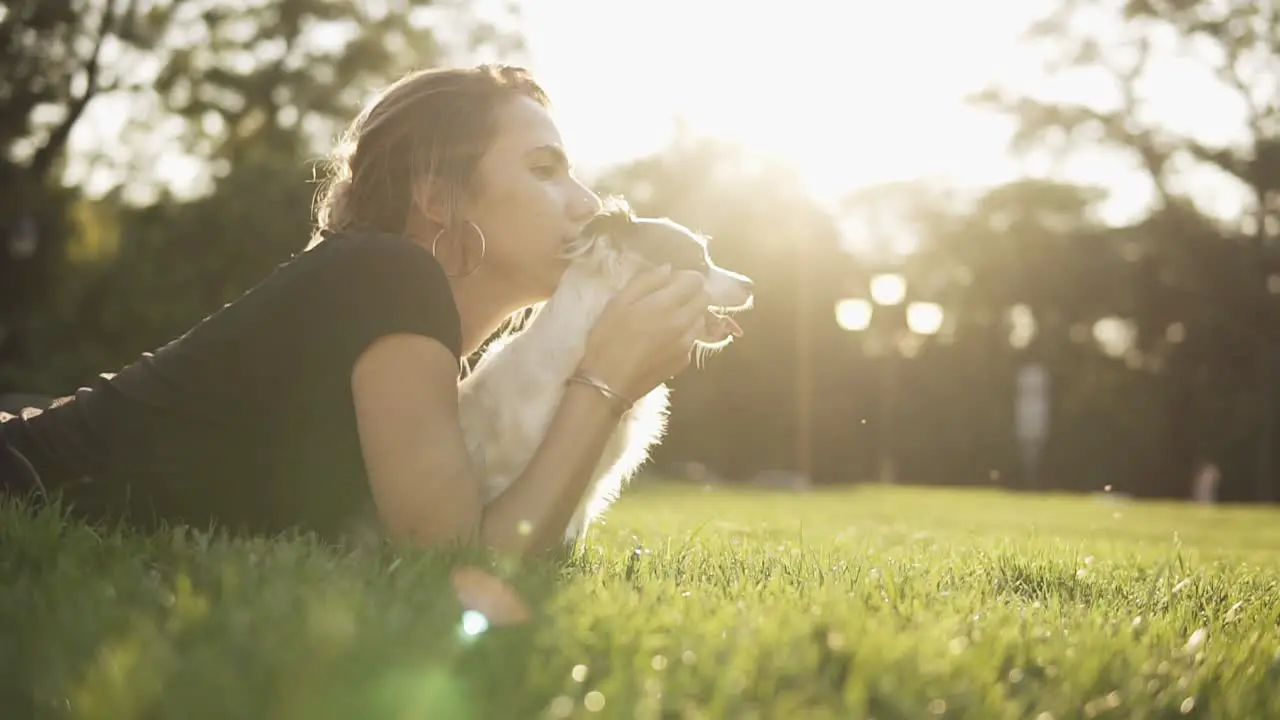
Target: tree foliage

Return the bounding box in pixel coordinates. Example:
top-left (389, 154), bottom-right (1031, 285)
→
top-left (3, 0), bottom-right (1280, 500)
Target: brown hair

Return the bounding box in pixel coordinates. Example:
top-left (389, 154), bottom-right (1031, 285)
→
top-left (311, 64), bottom-right (550, 244)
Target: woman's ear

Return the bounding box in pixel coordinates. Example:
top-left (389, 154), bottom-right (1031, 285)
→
top-left (410, 177), bottom-right (453, 228)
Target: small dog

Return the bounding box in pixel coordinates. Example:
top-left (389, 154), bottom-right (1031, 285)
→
top-left (457, 198), bottom-right (754, 545)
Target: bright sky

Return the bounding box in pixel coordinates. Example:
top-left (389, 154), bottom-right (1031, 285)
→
top-left (58, 0), bottom-right (1257, 242)
top-left (516, 0), bottom-right (1042, 205)
top-left (514, 0), bottom-right (1256, 231)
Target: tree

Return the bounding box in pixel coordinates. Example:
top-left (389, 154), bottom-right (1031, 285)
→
top-left (970, 0), bottom-right (1280, 500)
top-left (973, 0), bottom-right (1277, 230)
top-left (2, 0), bottom-right (523, 199)
top-left (0, 0), bottom-right (525, 391)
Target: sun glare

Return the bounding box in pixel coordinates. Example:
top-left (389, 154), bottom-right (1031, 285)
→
top-left (54, 0), bottom-right (1255, 232)
top-left (522, 0), bottom-right (1050, 208)
top-left (519, 0), bottom-right (1254, 235)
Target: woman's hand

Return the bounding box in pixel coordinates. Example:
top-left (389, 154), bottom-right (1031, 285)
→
top-left (579, 266), bottom-right (710, 401)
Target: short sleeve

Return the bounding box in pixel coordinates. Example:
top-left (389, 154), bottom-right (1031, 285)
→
top-left (333, 235), bottom-right (464, 367)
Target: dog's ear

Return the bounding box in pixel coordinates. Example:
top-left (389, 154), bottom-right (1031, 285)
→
top-left (582, 195), bottom-right (638, 238)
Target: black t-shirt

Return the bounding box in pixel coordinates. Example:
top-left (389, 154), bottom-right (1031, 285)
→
top-left (0, 230), bottom-right (461, 541)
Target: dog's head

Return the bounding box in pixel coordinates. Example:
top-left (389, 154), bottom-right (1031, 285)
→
top-left (562, 197), bottom-right (754, 353)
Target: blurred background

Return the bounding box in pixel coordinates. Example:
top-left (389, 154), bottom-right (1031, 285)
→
top-left (2, 0), bottom-right (1276, 503)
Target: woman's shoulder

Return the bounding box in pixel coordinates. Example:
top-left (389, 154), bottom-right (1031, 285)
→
top-left (300, 228), bottom-right (463, 361)
top-left (297, 229), bottom-right (455, 304)
top-left (306, 228), bottom-right (446, 276)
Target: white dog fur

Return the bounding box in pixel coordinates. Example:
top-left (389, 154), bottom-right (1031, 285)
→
top-left (457, 199), bottom-right (753, 545)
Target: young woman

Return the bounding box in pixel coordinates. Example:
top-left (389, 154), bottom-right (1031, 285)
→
top-left (0, 65), bottom-right (711, 557)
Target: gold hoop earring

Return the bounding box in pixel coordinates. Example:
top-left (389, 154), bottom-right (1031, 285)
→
top-left (431, 221), bottom-right (487, 279)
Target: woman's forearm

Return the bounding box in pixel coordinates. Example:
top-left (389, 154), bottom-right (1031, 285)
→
top-left (478, 383), bottom-right (621, 556)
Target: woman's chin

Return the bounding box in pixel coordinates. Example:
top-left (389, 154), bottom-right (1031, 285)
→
top-left (513, 263), bottom-right (568, 305)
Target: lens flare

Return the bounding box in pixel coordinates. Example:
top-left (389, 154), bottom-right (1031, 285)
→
top-left (450, 566), bottom-right (532, 628)
top-left (459, 610), bottom-right (489, 637)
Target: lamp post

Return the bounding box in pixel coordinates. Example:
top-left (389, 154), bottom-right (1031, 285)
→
top-left (835, 272), bottom-right (944, 485)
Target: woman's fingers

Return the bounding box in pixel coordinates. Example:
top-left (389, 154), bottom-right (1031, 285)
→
top-left (634, 270), bottom-right (705, 315)
top-left (611, 265), bottom-right (674, 306)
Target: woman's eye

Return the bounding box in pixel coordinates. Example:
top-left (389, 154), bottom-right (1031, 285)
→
top-left (531, 164), bottom-right (558, 179)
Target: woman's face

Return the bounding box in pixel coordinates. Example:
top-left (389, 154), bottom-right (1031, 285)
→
top-left (462, 95), bottom-right (602, 299)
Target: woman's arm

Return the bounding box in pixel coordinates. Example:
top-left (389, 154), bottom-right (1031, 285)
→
top-left (351, 332), bottom-right (621, 557)
top-left (351, 267), bottom-right (708, 558)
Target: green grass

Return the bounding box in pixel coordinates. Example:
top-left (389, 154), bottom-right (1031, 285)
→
top-left (3, 483), bottom-right (1279, 719)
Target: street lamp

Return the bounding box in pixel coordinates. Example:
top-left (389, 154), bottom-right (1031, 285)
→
top-left (869, 273), bottom-right (907, 307)
top-left (906, 302), bottom-right (945, 336)
top-left (834, 272), bottom-right (945, 485)
top-left (834, 298), bottom-right (873, 332)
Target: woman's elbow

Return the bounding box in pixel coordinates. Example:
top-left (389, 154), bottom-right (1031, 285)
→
top-left (372, 482), bottom-right (483, 550)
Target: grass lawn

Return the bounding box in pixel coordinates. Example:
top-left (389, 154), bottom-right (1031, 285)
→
top-left (2, 482), bottom-right (1278, 719)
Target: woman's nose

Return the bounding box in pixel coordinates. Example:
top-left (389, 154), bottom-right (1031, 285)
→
top-left (571, 186), bottom-right (603, 222)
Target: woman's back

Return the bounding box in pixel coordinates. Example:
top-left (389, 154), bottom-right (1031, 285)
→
top-left (0, 231), bottom-right (461, 540)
